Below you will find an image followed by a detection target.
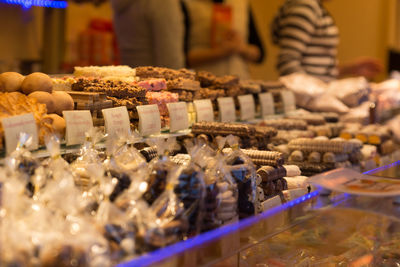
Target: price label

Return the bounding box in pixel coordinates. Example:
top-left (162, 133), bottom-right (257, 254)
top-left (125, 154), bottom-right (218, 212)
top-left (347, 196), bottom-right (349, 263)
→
top-left (193, 99), bottom-right (214, 122)
top-left (281, 90), bottom-right (296, 113)
top-left (259, 92), bottom-right (275, 117)
top-left (217, 97), bottom-right (236, 122)
top-left (238, 94), bottom-right (255, 121)
top-left (2, 113), bottom-right (38, 154)
top-left (167, 102), bottom-right (189, 132)
top-left (136, 104), bottom-right (161, 136)
top-left (63, 110), bottom-right (94, 146)
top-left (102, 106), bottom-right (131, 138)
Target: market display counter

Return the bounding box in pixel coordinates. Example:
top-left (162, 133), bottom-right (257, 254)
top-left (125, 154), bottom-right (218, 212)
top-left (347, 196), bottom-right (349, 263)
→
top-left (120, 163), bottom-right (400, 267)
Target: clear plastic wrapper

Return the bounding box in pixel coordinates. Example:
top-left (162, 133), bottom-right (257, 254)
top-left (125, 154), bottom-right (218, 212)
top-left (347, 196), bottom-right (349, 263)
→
top-left (142, 138), bottom-right (178, 206)
top-left (103, 136), bottom-right (148, 204)
top-left (204, 136), bottom-right (239, 226)
top-left (147, 167), bottom-right (188, 248)
top-left (93, 176), bottom-right (136, 263)
top-left (4, 133), bottom-right (40, 198)
top-left (1, 166), bottom-right (110, 267)
top-left (182, 137), bottom-right (222, 232)
top-left (71, 128), bottom-right (106, 190)
top-left (172, 140), bottom-right (207, 237)
top-left (223, 135), bottom-right (258, 218)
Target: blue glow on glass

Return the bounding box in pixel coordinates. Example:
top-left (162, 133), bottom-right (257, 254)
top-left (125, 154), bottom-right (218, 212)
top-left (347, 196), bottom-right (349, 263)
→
top-left (0, 0), bottom-right (67, 9)
top-left (363, 160), bottom-right (400, 175)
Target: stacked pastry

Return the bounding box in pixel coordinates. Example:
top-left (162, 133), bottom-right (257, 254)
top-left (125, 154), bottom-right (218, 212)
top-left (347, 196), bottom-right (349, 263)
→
top-left (287, 114), bottom-right (326, 126)
top-left (196, 71), bottom-right (243, 97)
top-left (261, 119), bottom-right (308, 131)
top-left (137, 75), bottom-right (180, 128)
top-left (136, 66), bottom-right (200, 102)
top-left (256, 166), bottom-right (288, 211)
top-left (239, 80), bottom-right (262, 94)
top-left (258, 80), bottom-right (287, 93)
top-left (191, 122), bottom-right (277, 149)
top-left (272, 130), bottom-right (315, 145)
top-left (73, 65), bottom-right (137, 82)
top-left (223, 148), bottom-right (284, 167)
top-left (72, 78), bottom-right (148, 128)
top-left (340, 123), bottom-right (399, 165)
top-left (282, 165), bottom-right (310, 191)
top-left (287, 137), bottom-right (363, 175)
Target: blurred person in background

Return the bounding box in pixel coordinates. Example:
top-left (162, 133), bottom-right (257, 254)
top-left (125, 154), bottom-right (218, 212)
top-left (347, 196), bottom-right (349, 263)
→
top-left (271, 0), bottom-right (382, 82)
top-left (182, 0), bottom-right (265, 78)
top-left (111, 0), bottom-right (185, 69)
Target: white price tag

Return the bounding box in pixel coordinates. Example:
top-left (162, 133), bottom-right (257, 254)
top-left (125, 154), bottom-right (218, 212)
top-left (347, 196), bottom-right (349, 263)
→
top-left (63, 110), bottom-right (94, 146)
top-left (136, 104), bottom-right (161, 136)
top-left (238, 94), bottom-right (255, 121)
top-left (167, 102), bottom-right (189, 132)
top-left (193, 99), bottom-right (214, 122)
top-left (102, 106), bottom-right (131, 138)
top-left (2, 113), bottom-right (38, 154)
top-left (259, 92), bottom-right (275, 117)
top-left (217, 97), bottom-right (236, 122)
top-left (281, 90), bottom-right (296, 113)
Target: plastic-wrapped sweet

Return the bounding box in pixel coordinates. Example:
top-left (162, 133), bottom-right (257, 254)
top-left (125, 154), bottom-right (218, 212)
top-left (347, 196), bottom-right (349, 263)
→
top-left (93, 178), bottom-right (136, 262)
top-left (142, 138), bottom-right (178, 205)
top-left (172, 140), bottom-right (206, 237)
top-left (4, 133), bottom-right (40, 197)
top-left (38, 213), bottom-right (110, 267)
top-left (223, 135), bottom-right (257, 218)
top-left (103, 136), bottom-right (148, 204)
top-left (1, 173), bottom-right (110, 267)
top-left (71, 128), bottom-right (106, 190)
top-left (204, 136), bottom-right (239, 225)
top-left (182, 137), bottom-right (221, 232)
top-left (42, 136), bottom-right (72, 180)
top-left (146, 167), bottom-right (188, 248)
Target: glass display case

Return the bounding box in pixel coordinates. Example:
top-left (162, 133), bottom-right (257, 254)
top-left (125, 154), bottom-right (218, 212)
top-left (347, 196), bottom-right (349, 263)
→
top-left (119, 162), bottom-right (400, 267)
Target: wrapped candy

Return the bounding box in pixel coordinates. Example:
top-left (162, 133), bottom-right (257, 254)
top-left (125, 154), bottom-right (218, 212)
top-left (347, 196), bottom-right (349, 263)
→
top-left (142, 138), bottom-right (178, 205)
top-left (147, 167), bottom-right (188, 248)
top-left (172, 139), bottom-right (207, 237)
top-left (223, 135), bottom-right (258, 218)
top-left (103, 136), bottom-right (148, 203)
top-left (71, 128), bottom-right (106, 190)
top-left (181, 137), bottom-right (221, 232)
top-left (5, 133), bottom-right (40, 198)
top-left (203, 136), bottom-right (239, 225)
top-left (93, 176), bottom-right (136, 262)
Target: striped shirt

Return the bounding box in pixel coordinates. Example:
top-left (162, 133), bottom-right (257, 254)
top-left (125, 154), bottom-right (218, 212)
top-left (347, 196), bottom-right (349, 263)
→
top-left (272, 0), bottom-right (339, 81)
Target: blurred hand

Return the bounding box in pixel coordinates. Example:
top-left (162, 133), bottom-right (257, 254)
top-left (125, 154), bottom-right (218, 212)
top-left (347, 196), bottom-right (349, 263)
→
top-left (219, 29), bottom-right (244, 55)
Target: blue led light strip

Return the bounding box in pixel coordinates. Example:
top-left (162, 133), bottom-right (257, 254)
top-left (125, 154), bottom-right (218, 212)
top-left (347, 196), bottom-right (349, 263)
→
top-left (363, 160), bottom-right (400, 175)
top-left (0, 0), bottom-right (68, 9)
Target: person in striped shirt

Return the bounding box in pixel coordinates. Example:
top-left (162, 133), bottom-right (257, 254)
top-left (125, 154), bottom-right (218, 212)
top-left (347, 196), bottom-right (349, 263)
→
top-left (272, 0), bottom-right (382, 81)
